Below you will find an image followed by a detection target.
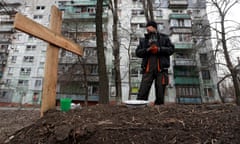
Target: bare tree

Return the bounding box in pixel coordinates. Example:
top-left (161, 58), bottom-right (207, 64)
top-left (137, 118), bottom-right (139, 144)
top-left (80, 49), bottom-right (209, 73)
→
top-left (207, 0), bottom-right (240, 105)
top-left (96, 0), bottom-right (109, 104)
top-left (109, 0), bottom-right (122, 103)
top-left (142, 0), bottom-right (154, 21)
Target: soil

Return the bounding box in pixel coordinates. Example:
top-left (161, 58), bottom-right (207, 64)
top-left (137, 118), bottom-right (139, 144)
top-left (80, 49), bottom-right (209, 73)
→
top-left (1, 104), bottom-right (240, 144)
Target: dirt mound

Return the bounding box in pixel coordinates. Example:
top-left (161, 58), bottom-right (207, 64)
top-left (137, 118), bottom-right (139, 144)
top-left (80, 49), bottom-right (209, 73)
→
top-left (4, 104), bottom-right (240, 144)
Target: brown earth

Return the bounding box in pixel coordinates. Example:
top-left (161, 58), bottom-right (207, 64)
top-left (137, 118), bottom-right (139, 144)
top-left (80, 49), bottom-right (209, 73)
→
top-left (1, 104), bottom-right (240, 144)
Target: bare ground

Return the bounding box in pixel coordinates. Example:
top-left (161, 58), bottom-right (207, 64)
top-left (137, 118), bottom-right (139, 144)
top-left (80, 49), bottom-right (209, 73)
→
top-left (1, 104), bottom-right (240, 144)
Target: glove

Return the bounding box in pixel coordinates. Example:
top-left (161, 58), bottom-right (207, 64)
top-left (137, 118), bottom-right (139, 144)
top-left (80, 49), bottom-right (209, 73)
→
top-left (149, 45), bottom-right (158, 54)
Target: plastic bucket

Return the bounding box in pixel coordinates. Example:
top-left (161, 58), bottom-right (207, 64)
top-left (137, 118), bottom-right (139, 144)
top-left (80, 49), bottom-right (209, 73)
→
top-left (60, 98), bottom-right (72, 112)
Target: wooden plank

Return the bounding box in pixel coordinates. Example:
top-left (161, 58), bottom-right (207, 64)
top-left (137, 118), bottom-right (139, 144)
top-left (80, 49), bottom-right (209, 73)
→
top-left (40, 6), bottom-right (62, 117)
top-left (13, 12), bottom-right (83, 56)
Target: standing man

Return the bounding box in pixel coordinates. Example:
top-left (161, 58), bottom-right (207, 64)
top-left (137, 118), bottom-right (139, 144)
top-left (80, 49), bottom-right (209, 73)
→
top-left (135, 21), bottom-right (174, 105)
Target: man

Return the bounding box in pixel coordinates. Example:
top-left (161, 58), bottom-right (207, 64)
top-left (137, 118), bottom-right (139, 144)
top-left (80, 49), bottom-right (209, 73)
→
top-left (135, 21), bottom-right (174, 105)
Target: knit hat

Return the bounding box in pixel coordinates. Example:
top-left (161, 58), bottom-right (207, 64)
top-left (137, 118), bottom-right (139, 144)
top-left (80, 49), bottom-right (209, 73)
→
top-left (146, 21), bottom-right (158, 29)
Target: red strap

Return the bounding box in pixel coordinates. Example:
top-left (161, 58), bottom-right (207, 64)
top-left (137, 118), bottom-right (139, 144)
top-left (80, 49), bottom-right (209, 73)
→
top-left (158, 58), bottom-right (161, 72)
top-left (145, 59), bottom-right (150, 73)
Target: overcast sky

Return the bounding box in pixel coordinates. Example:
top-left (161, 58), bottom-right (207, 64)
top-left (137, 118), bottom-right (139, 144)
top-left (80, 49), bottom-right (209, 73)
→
top-left (206, 2), bottom-right (240, 76)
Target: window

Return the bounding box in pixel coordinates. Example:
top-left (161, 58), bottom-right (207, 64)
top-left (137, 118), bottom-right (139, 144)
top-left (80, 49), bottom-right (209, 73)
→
top-left (11, 56), bottom-right (17, 63)
top-left (8, 67), bottom-right (13, 75)
top-left (33, 92), bottom-right (39, 102)
top-left (176, 86), bottom-right (200, 97)
top-left (179, 34), bottom-right (191, 42)
top-left (28, 35), bottom-right (36, 41)
top-left (23, 56), bottom-right (34, 63)
top-left (172, 10), bottom-right (183, 13)
top-left (26, 45), bottom-right (36, 51)
top-left (84, 48), bottom-right (96, 57)
top-left (89, 65), bottom-right (98, 75)
top-left (37, 68), bottom-right (44, 75)
top-left (200, 53), bottom-right (208, 66)
top-left (36, 6), bottom-right (45, 10)
top-left (170, 19), bottom-right (191, 27)
top-left (204, 88), bottom-right (213, 97)
top-left (130, 67), bottom-right (139, 77)
top-left (131, 10), bottom-right (144, 16)
top-left (35, 80), bottom-right (42, 87)
top-left (6, 79), bottom-right (11, 86)
top-left (154, 10), bottom-right (162, 17)
top-left (33, 15), bottom-right (43, 19)
top-left (18, 80), bottom-right (29, 86)
top-left (20, 68), bottom-right (31, 75)
top-left (158, 23), bottom-right (164, 31)
top-left (88, 83), bottom-right (99, 95)
top-left (202, 70), bottom-right (211, 80)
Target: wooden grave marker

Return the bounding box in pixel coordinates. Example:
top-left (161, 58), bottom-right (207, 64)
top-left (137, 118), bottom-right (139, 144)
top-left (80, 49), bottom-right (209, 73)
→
top-left (13, 6), bottom-right (83, 116)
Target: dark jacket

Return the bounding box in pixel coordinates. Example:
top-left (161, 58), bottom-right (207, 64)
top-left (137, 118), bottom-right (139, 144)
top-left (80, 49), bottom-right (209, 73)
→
top-left (135, 32), bottom-right (174, 73)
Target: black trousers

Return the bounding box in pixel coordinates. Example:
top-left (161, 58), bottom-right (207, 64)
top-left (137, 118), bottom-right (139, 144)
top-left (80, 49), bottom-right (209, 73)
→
top-left (137, 71), bottom-right (166, 105)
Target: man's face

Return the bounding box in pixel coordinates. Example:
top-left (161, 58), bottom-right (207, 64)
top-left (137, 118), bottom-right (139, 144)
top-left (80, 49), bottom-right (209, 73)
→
top-left (146, 26), bottom-right (157, 33)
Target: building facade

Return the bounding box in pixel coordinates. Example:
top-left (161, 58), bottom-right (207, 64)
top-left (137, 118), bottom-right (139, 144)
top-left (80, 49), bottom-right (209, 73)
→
top-left (56, 0), bottom-right (109, 104)
top-left (118, 0), bottom-right (220, 103)
top-left (0, 0), bottom-right (220, 105)
top-left (0, 0), bottom-right (56, 104)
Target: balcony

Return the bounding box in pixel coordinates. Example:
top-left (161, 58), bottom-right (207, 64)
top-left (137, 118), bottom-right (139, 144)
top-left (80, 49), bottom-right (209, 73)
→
top-left (0, 25), bottom-right (14, 33)
top-left (168, 0), bottom-right (188, 9)
top-left (174, 77), bottom-right (200, 85)
top-left (0, 18), bottom-right (14, 24)
top-left (174, 43), bottom-right (192, 49)
top-left (174, 59), bottom-right (197, 66)
top-left (171, 27), bottom-right (192, 34)
top-left (63, 12), bottom-right (108, 21)
top-left (169, 13), bottom-right (191, 19)
top-left (203, 80), bottom-right (214, 86)
top-left (177, 97), bottom-right (202, 104)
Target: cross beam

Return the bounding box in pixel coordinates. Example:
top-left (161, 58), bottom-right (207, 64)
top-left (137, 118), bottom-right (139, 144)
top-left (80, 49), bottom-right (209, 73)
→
top-left (13, 6), bottom-right (83, 116)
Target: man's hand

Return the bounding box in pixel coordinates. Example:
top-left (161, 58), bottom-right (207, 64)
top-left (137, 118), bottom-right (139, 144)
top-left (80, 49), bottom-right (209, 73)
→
top-left (147, 45), bottom-right (158, 54)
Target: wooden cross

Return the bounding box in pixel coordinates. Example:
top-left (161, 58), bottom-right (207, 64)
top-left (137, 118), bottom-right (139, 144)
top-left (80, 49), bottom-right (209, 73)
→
top-left (13, 6), bottom-right (83, 116)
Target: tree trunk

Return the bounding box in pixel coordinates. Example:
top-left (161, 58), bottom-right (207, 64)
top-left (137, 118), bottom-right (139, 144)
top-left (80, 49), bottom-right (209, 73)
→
top-left (128, 38), bottom-right (132, 100)
top-left (78, 57), bottom-right (88, 107)
top-left (232, 70), bottom-right (240, 105)
top-left (147, 0), bottom-right (154, 21)
top-left (112, 0), bottom-right (122, 103)
top-left (96, 0), bottom-right (109, 104)
top-left (142, 1), bottom-right (149, 22)
top-left (220, 13), bottom-right (240, 105)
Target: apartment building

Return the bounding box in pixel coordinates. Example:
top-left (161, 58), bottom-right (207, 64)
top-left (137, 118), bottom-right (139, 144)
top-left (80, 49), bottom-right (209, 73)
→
top-left (0, 0), bottom-right (220, 105)
top-left (118, 0), bottom-right (220, 103)
top-left (0, 0), bottom-right (21, 103)
top-left (56, 0), bottom-right (109, 104)
top-left (0, 0), bottom-right (56, 104)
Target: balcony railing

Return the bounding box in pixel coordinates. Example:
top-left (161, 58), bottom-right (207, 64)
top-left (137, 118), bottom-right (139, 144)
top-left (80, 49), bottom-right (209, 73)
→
top-left (174, 77), bottom-right (200, 85)
top-left (174, 59), bottom-right (197, 66)
top-left (174, 43), bottom-right (192, 49)
top-left (170, 27), bottom-right (192, 34)
top-left (169, 13), bottom-right (191, 19)
top-left (0, 25), bottom-right (14, 33)
top-left (63, 12), bottom-right (108, 20)
top-left (168, 0), bottom-right (188, 8)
